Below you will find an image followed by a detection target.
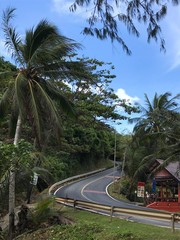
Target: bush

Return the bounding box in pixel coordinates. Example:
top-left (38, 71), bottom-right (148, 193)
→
top-left (119, 177), bottom-right (131, 196)
top-left (30, 197), bottom-right (57, 226)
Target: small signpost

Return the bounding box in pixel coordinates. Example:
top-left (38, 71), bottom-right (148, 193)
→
top-left (137, 182), bottom-right (145, 198)
top-left (30, 172), bottom-right (38, 186)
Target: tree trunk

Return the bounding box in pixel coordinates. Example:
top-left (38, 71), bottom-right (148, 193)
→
top-left (8, 115), bottom-right (21, 240)
top-left (26, 184), bottom-right (33, 204)
top-left (8, 170), bottom-right (15, 240)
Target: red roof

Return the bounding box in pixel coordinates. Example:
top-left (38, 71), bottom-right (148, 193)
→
top-left (155, 159), bottom-right (180, 182)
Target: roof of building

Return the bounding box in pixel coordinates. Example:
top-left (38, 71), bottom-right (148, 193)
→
top-left (155, 159), bottom-right (180, 182)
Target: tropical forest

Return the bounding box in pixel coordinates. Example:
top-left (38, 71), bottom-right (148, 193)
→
top-left (1, 2), bottom-right (180, 240)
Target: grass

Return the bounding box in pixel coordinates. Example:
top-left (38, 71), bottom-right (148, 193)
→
top-left (16, 205), bottom-right (180, 240)
top-left (108, 180), bottom-right (130, 202)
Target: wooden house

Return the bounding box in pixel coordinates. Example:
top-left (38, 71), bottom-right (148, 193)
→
top-left (146, 159), bottom-right (180, 212)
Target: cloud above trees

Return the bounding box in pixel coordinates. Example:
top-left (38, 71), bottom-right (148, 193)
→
top-left (51, 0), bottom-right (92, 18)
top-left (116, 88), bottom-right (140, 104)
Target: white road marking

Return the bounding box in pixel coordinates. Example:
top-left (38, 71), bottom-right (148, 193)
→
top-left (81, 170), bottom-right (118, 202)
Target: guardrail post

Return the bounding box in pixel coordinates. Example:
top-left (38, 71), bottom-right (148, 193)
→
top-left (110, 206), bottom-right (114, 221)
top-left (73, 199), bottom-right (77, 209)
top-left (171, 213), bottom-right (175, 233)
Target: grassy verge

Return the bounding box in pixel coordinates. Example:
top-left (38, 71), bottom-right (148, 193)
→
top-left (108, 180), bottom-right (130, 202)
top-left (16, 205), bottom-right (180, 240)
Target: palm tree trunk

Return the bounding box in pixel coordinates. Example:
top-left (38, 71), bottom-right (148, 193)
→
top-left (8, 115), bottom-right (21, 240)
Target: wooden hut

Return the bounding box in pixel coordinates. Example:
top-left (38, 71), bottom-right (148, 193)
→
top-left (147, 159), bottom-right (180, 212)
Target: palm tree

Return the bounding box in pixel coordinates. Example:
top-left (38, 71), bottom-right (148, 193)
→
top-left (0, 8), bottom-right (90, 239)
top-left (126, 92), bottom-right (180, 188)
top-left (129, 92), bottom-right (180, 136)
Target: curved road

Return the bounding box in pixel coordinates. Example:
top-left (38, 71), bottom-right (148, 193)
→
top-left (55, 168), bottom-right (129, 206)
top-left (55, 168), bottom-right (180, 229)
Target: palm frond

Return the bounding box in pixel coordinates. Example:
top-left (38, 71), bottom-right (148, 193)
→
top-left (41, 60), bottom-right (91, 82)
top-left (144, 93), bottom-right (153, 112)
top-left (39, 79), bottom-right (76, 117)
top-left (33, 80), bottom-right (63, 140)
top-left (24, 19), bottom-right (81, 67)
top-left (164, 93), bottom-right (180, 110)
top-left (14, 73), bottom-right (27, 117)
top-left (2, 7), bottom-right (24, 65)
top-left (28, 80), bottom-right (41, 141)
top-left (133, 154), bottom-right (155, 179)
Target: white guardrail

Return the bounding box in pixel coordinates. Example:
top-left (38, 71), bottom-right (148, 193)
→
top-left (49, 169), bottom-right (180, 233)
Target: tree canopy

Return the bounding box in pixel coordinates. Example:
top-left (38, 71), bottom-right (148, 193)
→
top-left (71, 0), bottom-right (179, 54)
top-left (124, 92), bottom-right (180, 186)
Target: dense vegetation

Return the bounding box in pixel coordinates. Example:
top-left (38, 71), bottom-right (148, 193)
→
top-left (0, 12), bottom-right (136, 217)
top-left (118, 92), bottom-right (180, 200)
top-left (14, 206), bottom-right (180, 240)
top-left (1, 6), bottom-right (180, 240)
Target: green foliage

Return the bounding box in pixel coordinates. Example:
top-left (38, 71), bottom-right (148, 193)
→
top-left (119, 177), bottom-right (131, 196)
top-left (42, 154), bottom-right (69, 181)
top-left (0, 10), bottom-right (140, 217)
top-left (0, 139), bottom-right (33, 172)
top-left (1, 8), bottom-right (92, 148)
top-left (0, 56), bottom-right (16, 94)
top-left (123, 92), bottom-right (180, 198)
top-left (30, 197), bottom-right (57, 226)
top-left (0, 140), bottom-right (33, 212)
top-left (70, 0), bottom-right (176, 53)
top-left (15, 208), bottom-right (180, 240)
top-left (47, 57), bottom-right (138, 176)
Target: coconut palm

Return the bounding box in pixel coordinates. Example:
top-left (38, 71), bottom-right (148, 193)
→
top-left (129, 92), bottom-right (180, 136)
top-left (0, 7), bottom-right (90, 238)
top-left (126, 92), bottom-right (180, 190)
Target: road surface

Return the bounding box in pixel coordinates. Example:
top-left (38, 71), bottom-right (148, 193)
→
top-left (55, 168), bottom-right (180, 229)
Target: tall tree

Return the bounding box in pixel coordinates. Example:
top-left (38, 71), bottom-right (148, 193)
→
top-left (126, 92), bottom-right (180, 185)
top-left (0, 8), bottom-right (90, 239)
top-left (46, 58), bottom-right (138, 174)
top-left (130, 92), bottom-right (180, 136)
top-left (70, 0), bottom-right (179, 54)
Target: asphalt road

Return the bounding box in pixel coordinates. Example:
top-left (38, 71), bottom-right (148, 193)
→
top-left (55, 168), bottom-right (180, 229)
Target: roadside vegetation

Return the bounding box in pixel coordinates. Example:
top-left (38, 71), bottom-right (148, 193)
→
top-left (1, 6), bottom-right (180, 240)
top-left (14, 206), bottom-right (180, 240)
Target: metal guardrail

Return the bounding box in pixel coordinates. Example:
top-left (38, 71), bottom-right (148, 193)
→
top-left (55, 197), bottom-right (180, 233)
top-left (50, 169), bottom-right (180, 232)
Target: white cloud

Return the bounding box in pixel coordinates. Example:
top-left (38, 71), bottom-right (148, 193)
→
top-left (51, 0), bottom-right (126, 21)
top-left (116, 88), bottom-right (140, 104)
top-left (51, 0), bottom-right (72, 14)
top-left (51, 0), bottom-right (92, 19)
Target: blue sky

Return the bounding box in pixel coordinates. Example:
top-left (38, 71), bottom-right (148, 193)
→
top-left (0, 0), bottom-right (180, 133)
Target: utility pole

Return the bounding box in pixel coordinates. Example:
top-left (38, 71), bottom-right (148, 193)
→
top-left (121, 147), bottom-right (127, 177)
top-left (113, 131), bottom-right (117, 187)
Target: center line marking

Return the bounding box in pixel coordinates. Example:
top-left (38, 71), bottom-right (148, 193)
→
top-left (83, 190), bottom-right (106, 194)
